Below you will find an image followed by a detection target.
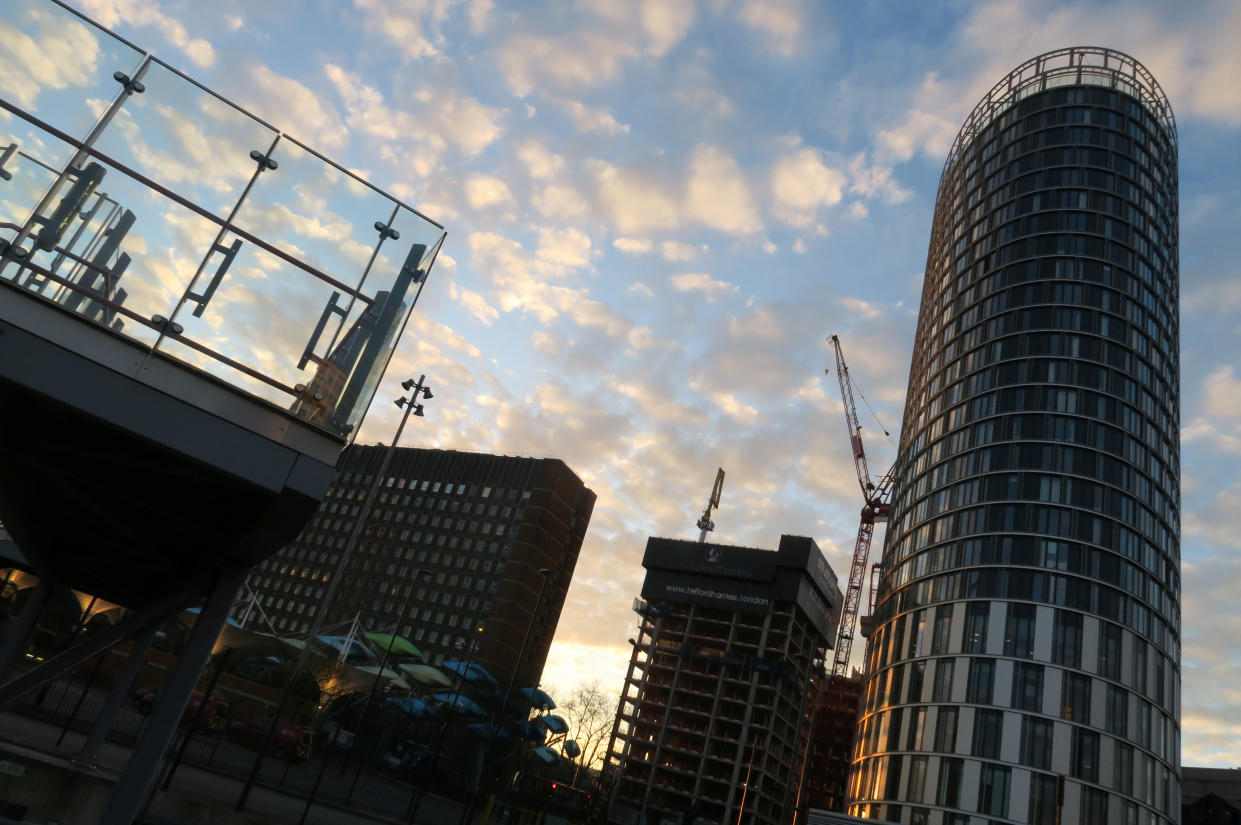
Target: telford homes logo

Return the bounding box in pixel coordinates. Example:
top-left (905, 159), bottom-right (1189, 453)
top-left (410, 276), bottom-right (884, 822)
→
top-left (704, 546), bottom-right (722, 565)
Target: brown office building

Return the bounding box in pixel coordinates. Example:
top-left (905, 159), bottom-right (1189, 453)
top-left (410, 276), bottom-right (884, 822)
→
top-left (239, 446), bottom-right (595, 690)
top-left (603, 535), bottom-right (842, 825)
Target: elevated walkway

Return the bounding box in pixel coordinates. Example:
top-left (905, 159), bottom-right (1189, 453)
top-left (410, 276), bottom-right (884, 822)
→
top-left (0, 2), bottom-right (446, 822)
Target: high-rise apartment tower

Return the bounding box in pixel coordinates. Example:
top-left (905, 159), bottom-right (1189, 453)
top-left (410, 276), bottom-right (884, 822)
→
top-left (848, 48), bottom-right (1180, 825)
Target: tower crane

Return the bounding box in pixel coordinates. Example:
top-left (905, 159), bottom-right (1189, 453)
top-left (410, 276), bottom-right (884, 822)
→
top-left (827, 335), bottom-right (893, 678)
top-left (697, 467), bottom-right (725, 542)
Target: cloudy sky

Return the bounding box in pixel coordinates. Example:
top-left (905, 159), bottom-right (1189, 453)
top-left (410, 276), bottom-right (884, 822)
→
top-left (5, 0), bottom-right (1241, 767)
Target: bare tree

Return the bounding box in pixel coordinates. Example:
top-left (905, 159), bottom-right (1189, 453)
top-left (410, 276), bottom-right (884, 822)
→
top-left (552, 681), bottom-right (616, 785)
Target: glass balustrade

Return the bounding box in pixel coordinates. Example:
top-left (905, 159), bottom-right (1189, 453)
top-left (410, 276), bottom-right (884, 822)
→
top-left (0, 0), bottom-right (445, 441)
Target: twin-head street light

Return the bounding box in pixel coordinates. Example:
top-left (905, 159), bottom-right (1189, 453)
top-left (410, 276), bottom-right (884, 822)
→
top-left (238, 374), bottom-right (434, 813)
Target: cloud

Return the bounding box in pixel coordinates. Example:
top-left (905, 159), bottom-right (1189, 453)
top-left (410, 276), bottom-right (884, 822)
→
top-left (324, 64), bottom-right (504, 161)
top-left (614, 238), bottom-right (653, 254)
top-left (533, 184), bottom-right (591, 221)
top-left (0, 9), bottom-right (101, 109)
top-left (640, 0), bottom-right (696, 57)
top-left (562, 100), bottom-right (629, 135)
top-left (736, 0), bottom-right (803, 56)
top-left (589, 160), bottom-right (680, 236)
top-left (670, 272), bottom-right (739, 301)
top-left (246, 65), bottom-right (347, 150)
top-left (498, 31), bottom-right (638, 97)
top-left (536, 227), bottom-right (593, 269)
top-left (352, 0), bottom-right (464, 61)
top-left (464, 174), bottom-right (515, 210)
top-left (660, 241), bottom-right (703, 262)
top-left (448, 281), bottom-right (499, 326)
top-left (77, 0), bottom-right (215, 66)
top-left (685, 145), bottom-right (762, 234)
top-left (1203, 365), bottom-right (1241, 420)
top-left (770, 147), bottom-right (847, 227)
top-left (515, 139), bottom-right (564, 179)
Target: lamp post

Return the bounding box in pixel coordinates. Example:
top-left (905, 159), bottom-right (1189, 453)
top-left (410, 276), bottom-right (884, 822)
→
top-left (236, 374), bottom-right (434, 812)
top-left (343, 567), bottom-right (432, 802)
top-left (407, 625), bottom-right (483, 824)
top-left (464, 566), bottom-right (553, 824)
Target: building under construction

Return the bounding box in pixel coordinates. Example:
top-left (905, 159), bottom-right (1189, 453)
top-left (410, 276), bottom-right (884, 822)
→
top-left (799, 674), bottom-right (866, 816)
top-left (602, 535), bottom-right (842, 825)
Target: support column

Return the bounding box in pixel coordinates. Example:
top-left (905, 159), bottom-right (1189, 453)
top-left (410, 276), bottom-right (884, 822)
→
top-left (74, 623), bottom-right (157, 767)
top-left (0, 579), bottom-right (52, 680)
top-left (100, 565), bottom-right (246, 825)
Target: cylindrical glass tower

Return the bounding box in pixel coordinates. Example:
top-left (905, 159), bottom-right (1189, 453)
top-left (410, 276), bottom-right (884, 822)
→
top-left (847, 48), bottom-right (1180, 825)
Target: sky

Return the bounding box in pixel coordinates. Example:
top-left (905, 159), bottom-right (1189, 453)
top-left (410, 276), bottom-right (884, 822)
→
top-left (3, 0), bottom-right (1241, 768)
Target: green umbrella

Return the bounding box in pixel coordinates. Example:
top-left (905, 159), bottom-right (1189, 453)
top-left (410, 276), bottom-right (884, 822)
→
top-left (365, 631), bottom-right (421, 658)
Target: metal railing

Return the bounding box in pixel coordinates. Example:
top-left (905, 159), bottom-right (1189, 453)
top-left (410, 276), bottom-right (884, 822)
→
top-left (0, 0), bottom-right (446, 441)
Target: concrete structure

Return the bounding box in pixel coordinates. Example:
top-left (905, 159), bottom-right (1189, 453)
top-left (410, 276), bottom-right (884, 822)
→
top-left (604, 534), bottom-right (842, 825)
top-left (847, 48), bottom-right (1181, 825)
top-left (241, 446), bottom-right (595, 691)
top-left (801, 674), bottom-right (865, 817)
top-left (0, 3), bottom-right (444, 821)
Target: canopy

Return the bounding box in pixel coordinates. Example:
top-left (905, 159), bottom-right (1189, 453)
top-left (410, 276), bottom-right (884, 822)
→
top-left (400, 663), bottom-right (453, 689)
top-left (440, 661), bottom-right (498, 687)
top-left (387, 696), bottom-right (434, 719)
top-left (355, 665), bottom-right (409, 691)
top-left (520, 687), bottom-right (556, 711)
top-left (431, 693), bottom-right (487, 717)
top-left (185, 607), bottom-right (243, 627)
top-left (365, 632), bottom-right (421, 658)
top-left (563, 740), bottom-right (581, 759)
top-left (522, 720), bottom-right (547, 744)
top-left (540, 714), bottom-right (569, 735)
top-left (532, 746), bottom-right (559, 765)
top-left (319, 634), bottom-right (378, 663)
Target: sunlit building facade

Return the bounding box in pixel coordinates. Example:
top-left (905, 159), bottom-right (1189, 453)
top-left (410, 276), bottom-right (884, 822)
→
top-left (848, 49), bottom-right (1181, 825)
top-left (240, 447), bottom-right (595, 691)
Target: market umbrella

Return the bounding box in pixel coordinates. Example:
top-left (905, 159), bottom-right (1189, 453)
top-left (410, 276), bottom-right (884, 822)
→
top-left (431, 693), bottom-right (488, 717)
top-left (540, 715), bottom-right (569, 735)
top-left (387, 696), bottom-right (434, 719)
top-left (440, 660), bottom-right (499, 687)
top-left (520, 686), bottom-right (556, 711)
top-left (356, 665), bottom-right (410, 691)
top-left (400, 663), bottom-right (453, 689)
top-left (532, 746), bottom-right (559, 765)
top-left (563, 740), bottom-right (581, 759)
top-left (365, 632), bottom-right (421, 658)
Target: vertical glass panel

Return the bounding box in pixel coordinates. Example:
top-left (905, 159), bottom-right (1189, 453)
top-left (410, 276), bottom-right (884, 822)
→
top-left (0, 0), bottom-right (144, 164)
top-left (0, 133), bottom-right (211, 348)
top-left (90, 60), bottom-right (277, 221)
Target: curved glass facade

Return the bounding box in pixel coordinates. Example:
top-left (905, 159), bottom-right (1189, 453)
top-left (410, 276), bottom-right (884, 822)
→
top-left (847, 48), bottom-right (1180, 825)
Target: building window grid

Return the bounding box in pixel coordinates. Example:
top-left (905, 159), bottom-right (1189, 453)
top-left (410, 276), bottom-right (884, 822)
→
top-left (854, 77), bottom-right (1179, 822)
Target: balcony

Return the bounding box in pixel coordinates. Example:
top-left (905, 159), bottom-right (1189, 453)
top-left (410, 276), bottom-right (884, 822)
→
top-left (0, 0), bottom-right (444, 608)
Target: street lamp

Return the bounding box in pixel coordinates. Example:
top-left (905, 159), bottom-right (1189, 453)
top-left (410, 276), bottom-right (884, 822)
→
top-left (407, 624), bottom-right (483, 823)
top-left (236, 374), bottom-right (434, 812)
top-left (463, 566), bottom-right (553, 822)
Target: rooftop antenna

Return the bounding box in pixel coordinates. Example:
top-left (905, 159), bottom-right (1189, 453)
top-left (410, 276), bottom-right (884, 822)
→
top-left (696, 467), bottom-right (725, 542)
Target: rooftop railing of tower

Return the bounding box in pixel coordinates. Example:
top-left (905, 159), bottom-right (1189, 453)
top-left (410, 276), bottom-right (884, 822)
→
top-left (0, 0), bottom-right (446, 442)
top-left (941, 46), bottom-right (1177, 179)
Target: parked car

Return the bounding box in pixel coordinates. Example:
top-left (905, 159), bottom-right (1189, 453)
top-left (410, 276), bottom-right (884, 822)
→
top-left (133, 688), bottom-right (230, 733)
top-left (226, 717), bottom-right (313, 761)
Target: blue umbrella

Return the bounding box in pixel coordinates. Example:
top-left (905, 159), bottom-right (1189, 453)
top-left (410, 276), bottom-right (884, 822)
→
top-left (540, 714), bottom-right (569, 735)
top-left (386, 696), bottom-right (433, 719)
top-left (520, 687), bottom-right (556, 711)
top-left (522, 720), bottom-right (547, 743)
top-left (532, 746), bottom-right (559, 765)
top-left (431, 693), bottom-right (487, 717)
top-left (563, 740), bottom-right (581, 759)
top-left (440, 661), bottom-right (499, 687)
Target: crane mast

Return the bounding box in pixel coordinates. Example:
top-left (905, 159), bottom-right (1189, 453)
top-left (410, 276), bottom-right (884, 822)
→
top-left (697, 467), bottom-right (725, 542)
top-left (828, 335), bottom-right (892, 678)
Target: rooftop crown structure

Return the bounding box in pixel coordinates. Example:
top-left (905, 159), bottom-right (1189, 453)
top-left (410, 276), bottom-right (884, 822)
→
top-left (847, 48), bottom-right (1181, 825)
